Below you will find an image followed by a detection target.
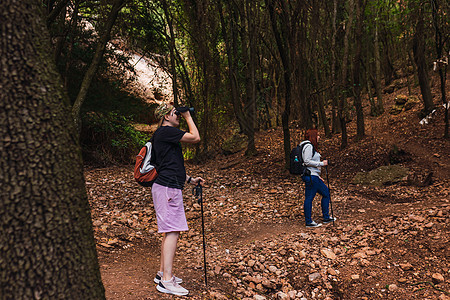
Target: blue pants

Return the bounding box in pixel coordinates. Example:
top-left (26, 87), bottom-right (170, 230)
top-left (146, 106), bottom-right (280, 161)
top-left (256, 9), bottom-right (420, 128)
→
top-left (302, 175), bottom-right (331, 224)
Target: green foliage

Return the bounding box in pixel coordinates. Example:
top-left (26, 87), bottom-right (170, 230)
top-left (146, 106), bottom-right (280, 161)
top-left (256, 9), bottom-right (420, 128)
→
top-left (81, 112), bottom-right (148, 165)
top-left (117, 0), bottom-right (168, 54)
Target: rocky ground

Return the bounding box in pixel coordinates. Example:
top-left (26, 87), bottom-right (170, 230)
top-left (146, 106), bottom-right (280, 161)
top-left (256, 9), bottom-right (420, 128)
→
top-left (89, 81), bottom-right (449, 299)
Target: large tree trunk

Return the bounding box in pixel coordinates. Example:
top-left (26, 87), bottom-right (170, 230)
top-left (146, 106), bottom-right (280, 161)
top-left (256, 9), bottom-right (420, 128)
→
top-left (0, 0), bottom-right (105, 298)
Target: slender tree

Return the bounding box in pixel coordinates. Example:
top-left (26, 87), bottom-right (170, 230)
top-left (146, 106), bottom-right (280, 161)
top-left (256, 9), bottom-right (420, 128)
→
top-left (372, 2), bottom-right (384, 116)
top-left (431, 0), bottom-right (449, 138)
top-left (411, 1), bottom-right (434, 115)
top-left (0, 0), bottom-right (105, 298)
top-left (353, 0), bottom-right (365, 140)
top-left (72, 0), bottom-right (126, 132)
top-left (266, 0), bottom-right (293, 167)
top-left (338, 0), bottom-right (355, 149)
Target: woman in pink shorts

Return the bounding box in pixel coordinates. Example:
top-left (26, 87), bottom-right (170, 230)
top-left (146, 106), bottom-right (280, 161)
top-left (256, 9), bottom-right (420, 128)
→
top-left (151, 102), bottom-right (204, 296)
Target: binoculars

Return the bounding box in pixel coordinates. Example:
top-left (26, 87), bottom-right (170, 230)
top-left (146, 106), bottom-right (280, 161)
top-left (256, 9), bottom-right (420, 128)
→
top-left (175, 106), bottom-right (195, 115)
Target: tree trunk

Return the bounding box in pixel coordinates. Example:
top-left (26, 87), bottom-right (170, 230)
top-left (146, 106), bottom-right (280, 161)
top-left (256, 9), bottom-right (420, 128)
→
top-left (311, 0), bottom-right (330, 137)
top-left (72, 0), bottom-right (126, 132)
top-left (431, 0), bottom-right (448, 138)
top-left (218, 1), bottom-right (247, 132)
top-left (373, 5), bottom-right (384, 116)
top-left (0, 0), bottom-right (105, 298)
top-left (353, 0), bottom-right (365, 140)
top-left (243, 0), bottom-right (257, 156)
top-left (338, 0), bottom-right (355, 149)
top-left (331, 0), bottom-right (340, 133)
top-left (46, 0), bottom-right (70, 27)
top-left (161, 0), bottom-right (179, 105)
top-left (412, 4), bottom-right (434, 115)
top-left (267, 0), bottom-right (292, 168)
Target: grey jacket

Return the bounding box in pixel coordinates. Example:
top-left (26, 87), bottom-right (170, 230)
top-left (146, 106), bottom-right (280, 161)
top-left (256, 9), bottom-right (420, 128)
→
top-left (300, 141), bottom-right (324, 177)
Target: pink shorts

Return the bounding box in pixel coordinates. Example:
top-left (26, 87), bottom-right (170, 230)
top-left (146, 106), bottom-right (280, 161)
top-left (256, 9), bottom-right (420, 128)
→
top-left (151, 183), bottom-right (188, 233)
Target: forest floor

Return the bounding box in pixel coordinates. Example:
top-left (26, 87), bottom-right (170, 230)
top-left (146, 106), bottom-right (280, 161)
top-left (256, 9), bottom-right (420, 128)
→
top-left (87, 82), bottom-right (449, 299)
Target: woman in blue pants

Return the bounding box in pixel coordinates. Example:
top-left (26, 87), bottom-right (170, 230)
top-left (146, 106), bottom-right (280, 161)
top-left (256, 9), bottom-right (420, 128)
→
top-left (300, 129), bottom-right (336, 227)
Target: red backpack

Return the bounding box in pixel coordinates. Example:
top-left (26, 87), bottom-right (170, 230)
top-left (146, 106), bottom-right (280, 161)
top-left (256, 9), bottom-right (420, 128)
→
top-left (134, 141), bottom-right (157, 187)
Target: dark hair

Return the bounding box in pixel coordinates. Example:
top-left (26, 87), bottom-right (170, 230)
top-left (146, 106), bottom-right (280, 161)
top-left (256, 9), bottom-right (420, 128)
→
top-left (305, 129), bottom-right (319, 150)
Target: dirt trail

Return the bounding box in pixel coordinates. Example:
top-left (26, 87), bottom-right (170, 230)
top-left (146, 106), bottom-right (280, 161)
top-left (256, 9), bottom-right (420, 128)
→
top-left (94, 81), bottom-right (449, 299)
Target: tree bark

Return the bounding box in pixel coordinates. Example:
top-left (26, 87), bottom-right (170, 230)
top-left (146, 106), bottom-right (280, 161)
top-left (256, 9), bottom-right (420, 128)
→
top-left (431, 0), bottom-right (448, 138)
top-left (46, 0), bottom-right (70, 27)
top-left (242, 0), bottom-right (257, 156)
top-left (267, 0), bottom-right (292, 168)
top-left (353, 0), bottom-right (365, 140)
top-left (161, 0), bottom-right (179, 105)
top-left (0, 0), bottom-right (105, 298)
top-left (373, 5), bottom-right (384, 116)
top-left (331, 0), bottom-right (340, 133)
top-left (338, 0), bottom-right (355, 149)
top-left (412, 4), bottom-right (434, 115)
top-left (72, 0), bottom-right (126, 132)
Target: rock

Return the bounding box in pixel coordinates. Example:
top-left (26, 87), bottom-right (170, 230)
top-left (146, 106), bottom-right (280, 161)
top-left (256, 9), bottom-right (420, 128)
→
top-left (390, 104), bottom-right (404, 115)
top-left (253, 295), bottom-right (267, 300)
top-left (222, 133), bottom-right (248, 155)
top-left (395, 94), bottom-right (408, 105)
top-left (409, 215), bottom-right (425, 222)
top-left (388, 284), bottom-right (398, 291)
top-left (210, 291), bottom-right (228, 299)
top-left (398, 278), bottom-right (408, 284)
top-left (268, 266), bottom-right (278, 273)
top-left (400, 263), bottom-right (414, 271)
top-left (287, 257), bottom-right (295, 264)
top-left (352, 251), bottom-right (367, 259)
top-left (351, 274), bottom-right (360, 281)
top-left (214, 265), bottom-right (222, 275)
top-left (439, 294), bottom-right (450, 300)
top-left (262, 278), bottom-right (276, 289)
top-left (276, 291), bottom-right (289, 299)
top-left (321, 249), bottom-right (337, 260)
top-left (352, 165), bottom-right (409, 186)
top-left (309, 272), bottom-right (321, 282)
top-left (424, 222), bottom-right (434, 228)
top-left (327, 268), bottom-right (337, 276)
top-left (432, 273), bottom-right (445, 284)
top-left (287, 290), bottom-right (297, 299)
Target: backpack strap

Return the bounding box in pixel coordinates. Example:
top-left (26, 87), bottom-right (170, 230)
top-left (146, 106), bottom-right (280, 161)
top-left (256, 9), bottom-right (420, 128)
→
top-left (301, 141), bottom-right (315, 159)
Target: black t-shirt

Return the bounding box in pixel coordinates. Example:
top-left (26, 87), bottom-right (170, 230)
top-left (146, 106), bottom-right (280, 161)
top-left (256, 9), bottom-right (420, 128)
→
top-left (152, 126), bottom-right (186, 189)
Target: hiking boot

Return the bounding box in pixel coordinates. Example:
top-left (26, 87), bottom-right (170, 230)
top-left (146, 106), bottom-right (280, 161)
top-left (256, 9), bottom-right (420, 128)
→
top-left (306, 221), bottom-right (322, 228)
top-left (157, 276), bottom-right (189, 296)
top-left (323, 217), bottom-right (337, 224)
top-left (154, 271), bottom-right (182, 284)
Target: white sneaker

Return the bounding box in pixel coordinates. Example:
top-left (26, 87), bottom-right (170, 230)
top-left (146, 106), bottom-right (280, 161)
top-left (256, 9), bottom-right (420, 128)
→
top-left (153, 271), bottom-right (182, 284)
top-left (306, 221), bottom-right (322, 228)
top-left (157, 276), bottom-right (189, 296)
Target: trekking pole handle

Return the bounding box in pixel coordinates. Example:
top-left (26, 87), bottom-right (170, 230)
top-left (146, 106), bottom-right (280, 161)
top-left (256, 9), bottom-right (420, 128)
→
top-left (193, 182), bottom-right (203, 204)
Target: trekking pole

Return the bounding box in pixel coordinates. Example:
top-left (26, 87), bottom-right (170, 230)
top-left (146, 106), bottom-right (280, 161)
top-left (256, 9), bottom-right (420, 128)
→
top-left (325, 165), bottom-right (335, 226)
top-left (193, 182), bottom-right (207, 286)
